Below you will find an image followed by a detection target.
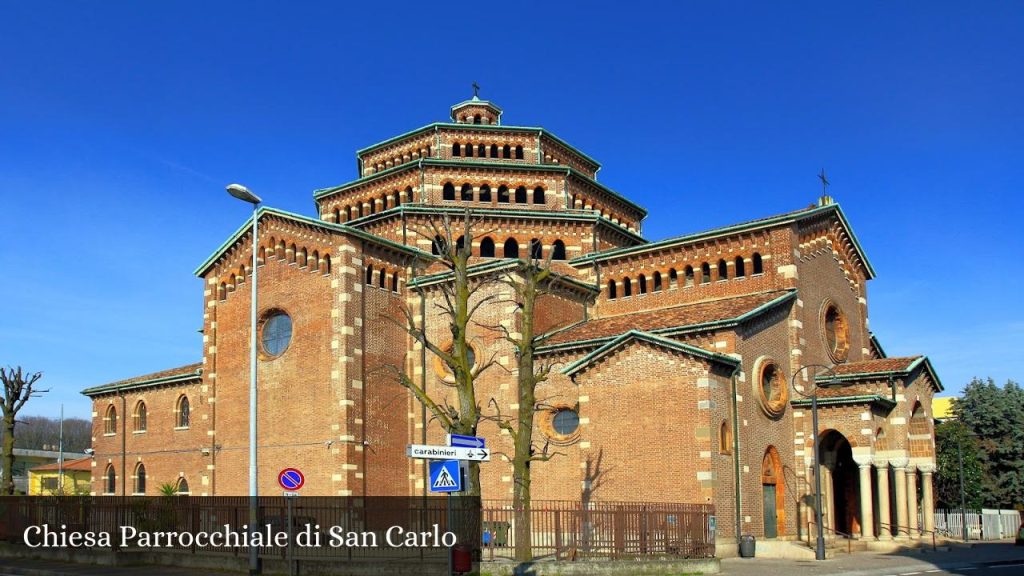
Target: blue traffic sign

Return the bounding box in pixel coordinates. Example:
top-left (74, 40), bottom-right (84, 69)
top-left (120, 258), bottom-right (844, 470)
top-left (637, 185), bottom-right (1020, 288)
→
top-left (428, 460), bottom-right (462, 493)
top-left (278, 468), bottom-right (304, 491)
top-left (447, 434), bottom-right (486, 449)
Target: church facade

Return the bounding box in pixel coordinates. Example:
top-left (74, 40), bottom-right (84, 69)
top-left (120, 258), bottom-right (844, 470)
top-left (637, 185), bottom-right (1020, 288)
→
top-left (83, 96), bottom-right (942, 546)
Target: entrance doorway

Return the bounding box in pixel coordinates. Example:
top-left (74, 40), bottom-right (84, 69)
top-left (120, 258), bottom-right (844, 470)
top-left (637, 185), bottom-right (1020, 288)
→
top-left (762, 446), bottom-right (785, 538)
top-left (819, 430), bottom-right (860, 536)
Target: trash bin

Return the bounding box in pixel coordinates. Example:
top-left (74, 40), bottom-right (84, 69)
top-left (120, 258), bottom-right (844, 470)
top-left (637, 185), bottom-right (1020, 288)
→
top-left (739, 534), bottom-right (756, 558)
top-left (483, 522), bottom-right (510, 547)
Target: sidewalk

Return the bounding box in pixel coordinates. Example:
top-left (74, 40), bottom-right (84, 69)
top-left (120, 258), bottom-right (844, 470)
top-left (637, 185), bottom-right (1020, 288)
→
top-left (0, 557), bottom-right (232, 576)
top-left (721, 541), bottom-right (1024, 576)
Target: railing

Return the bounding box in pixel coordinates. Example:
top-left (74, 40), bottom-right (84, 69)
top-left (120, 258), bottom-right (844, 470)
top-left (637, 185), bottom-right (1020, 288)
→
top-left (480, 500), bottom-right (715, 561)
top-left (878, 522), bottom-right (957, 551)
top-left (806, 520), bottom-right (856, 554)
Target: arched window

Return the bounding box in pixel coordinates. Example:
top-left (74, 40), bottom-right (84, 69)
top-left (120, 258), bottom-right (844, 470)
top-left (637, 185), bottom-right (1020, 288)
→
top-left (175, 477), bottom-right (190, 495)
top-left (432, 235), bottom-right (446, 256)
top-left (298, 247), bottom-right (308, 268)
top-left (105, 405), bottom-right (117, 435)
top-left (515, 145), bottom-right (524, 159)
top-left (653, 271), bottom-right (663, 292)
top-left (529, 238), bottom-right (542, 260)
top-left (473, 114), bottom-right (481, 125)
top-left (480, 237), bottom-right (495, 258)
top-left (502, 144), bottom-right (511, 159)
top-left (515, 186), bottom-right (528, 203)
top-left (685, 265), bottom-right (695, 287)
top-left (497, 185), bottom-right (510, 203)
top-left (717, 259), bottom-right (728, 280)
top-left (391, 272), bottom-right (399, 293)
top-left (465, 143), bottom-right (473, 157)
top-left (735, 256), bottom-right (746, 277)
top-left (105, 465), bottom-right (115, 494)
top-left (719, 421), bottom-right (732, 455)
top-left (365, 265), bottom-right (374, 284)
top-left (133, 401), bottom-right (147, 432)
top-left (322, 254), bottom-right (331, 275)
top-left (443, 182), bottom-right (456, 201)
top-left (503, 238), bottom-right (519, 259)
top-left (452, 143), bottom-right (461, 157)
top-left (479, 184), bottom-right (491, 202)
top-left (461, 183), bottom-right (473, 201)
top-left (622, 277), bottom-right (632, 297)
top-left (490, 144), bottom-right (498, 157)
top-left (218, 282), bottom-right (227, 301)
top-left (392, 190), bottom-right (401, 207)
top-left (533, 187), bottom-right (545, 204)
top-left (701, 262), bottom-right (711, 284)
top-left (310, 250), bottom-right (319, 272)
top-left (477, 144), bottom-right (486, 157)
top-left (607, 280), bottom-right (617, 299)
top-left (638, 274), bottom-right (648, 294)
top-left (753, 252), bottom-right (763, 275)
top-left (176, 395), bottom-right (190, 428)
top-left (455, 235), bottom-right (466, 256)
top-left (134, 463), bottom-right (146, 495)
top-left (667, 268), bottom-right (677, 288)
top-left (551, 240), bottom-right (566, 260)
top-left (333, 208), bottom-right (341, 223)
top-left (378, 268), bottom-right (386, 289)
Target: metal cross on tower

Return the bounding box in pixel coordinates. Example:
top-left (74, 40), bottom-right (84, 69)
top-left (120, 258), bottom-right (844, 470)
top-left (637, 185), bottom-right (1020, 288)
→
top-left (818, 169), bottom-right (830, 194)
top-left (472, 82), bottom-right (480, 98)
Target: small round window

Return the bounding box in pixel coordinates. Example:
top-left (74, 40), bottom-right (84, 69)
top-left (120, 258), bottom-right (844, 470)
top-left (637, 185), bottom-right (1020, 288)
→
top-left (432, 342), bottom-right (478, 381)
top-left (260, 311), bottom-right (292, 358)
top-left (757, 360), bottom-right (787, 418)
top-left (822, 301), bottom-right (850, 363)
top-left (543, 406), bottom-right (581, 444)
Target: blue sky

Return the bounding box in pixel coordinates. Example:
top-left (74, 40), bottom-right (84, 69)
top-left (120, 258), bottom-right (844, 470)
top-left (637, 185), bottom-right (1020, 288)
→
top-left (2, 1), bottom-right (1021, 420)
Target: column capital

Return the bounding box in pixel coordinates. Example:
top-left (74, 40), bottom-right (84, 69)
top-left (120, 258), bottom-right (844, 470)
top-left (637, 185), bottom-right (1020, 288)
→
top-left (917, 463), bottom-right (936, 474)
top-left (852, 454), bottom-right (874, 467)
top-left (889, 456), bottom-right (910, 469)
top-left (874, 457), bottom-right (890, 468)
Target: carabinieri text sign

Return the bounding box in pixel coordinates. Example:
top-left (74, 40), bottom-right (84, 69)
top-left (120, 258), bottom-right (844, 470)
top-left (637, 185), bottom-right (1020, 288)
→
top-left (406, 444), bottom-right (490, 461)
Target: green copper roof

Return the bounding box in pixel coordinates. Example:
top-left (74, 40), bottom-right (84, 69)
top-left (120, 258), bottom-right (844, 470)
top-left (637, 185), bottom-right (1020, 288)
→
top-left (312, 157), bottom-right (646, 217)
top-left (193, 206), bottom-right (430, 277)
top-left (815, 356), bottom-right (943, 391)
top-left (570, 203), bottom-right (876, 279)
top-left (537, 290), bottom-right (797, 354)
top-left (82, 366), bottom-right (203, 397)
top-left (561, 330), bottom-right (739, 377)
top-left (790, 395), bottom-right (897, 410)
top-left (450, 98), bottom-right (503, 113)
top-left (353, 122), bottom-right (602, 171)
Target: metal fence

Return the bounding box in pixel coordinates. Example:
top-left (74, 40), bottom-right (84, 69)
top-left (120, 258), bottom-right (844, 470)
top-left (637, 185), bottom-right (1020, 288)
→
top-left (480, 500), bottom-right (715, 561)
top-left (932, 508), bottom-right (1021, 541)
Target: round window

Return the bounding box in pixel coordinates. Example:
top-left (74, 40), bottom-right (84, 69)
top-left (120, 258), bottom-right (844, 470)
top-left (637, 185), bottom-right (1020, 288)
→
top-left (758, 360), bottom-right (787, 418)
top-left (543, 406), bottom-right (581, 444)
top-left (552, 409), bottom-right (580, 435)
top-left (432, 342), bottom-right (478, 381)
top-left (822, 302), bottom-right (850, 363)
top-left (260, 311), bottom-right (292, 358)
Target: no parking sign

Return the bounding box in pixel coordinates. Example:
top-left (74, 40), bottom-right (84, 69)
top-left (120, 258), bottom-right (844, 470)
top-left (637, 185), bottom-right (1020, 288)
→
top-left (278, 468), bottom-right (305, 492)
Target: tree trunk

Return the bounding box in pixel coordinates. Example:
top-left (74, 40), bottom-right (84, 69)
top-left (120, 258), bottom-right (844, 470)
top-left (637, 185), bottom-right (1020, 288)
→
top-left (2, 414), bottom-right (16, 495)
top-left (511, 271), bottom-right (539, 562)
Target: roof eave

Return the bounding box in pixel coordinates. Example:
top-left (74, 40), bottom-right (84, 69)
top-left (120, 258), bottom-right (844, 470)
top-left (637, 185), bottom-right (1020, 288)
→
top-left (81, 369), bottom-right (203, 397)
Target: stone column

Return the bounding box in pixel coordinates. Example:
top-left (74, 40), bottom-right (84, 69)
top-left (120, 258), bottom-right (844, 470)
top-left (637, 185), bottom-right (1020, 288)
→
top-left (876, 460), bottom-right (892, 540)
top-left (892, 458), bottom-right (909, 538)
top-left (907, 466), bottom-right (919, 538)
top-left (855, 458), bottom-right (875, 540)
top-left (920, 464), bottom-right (936, 534)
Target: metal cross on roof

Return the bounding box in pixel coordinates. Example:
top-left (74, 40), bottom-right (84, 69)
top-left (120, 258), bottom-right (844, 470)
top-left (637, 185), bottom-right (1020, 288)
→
top-left (818, 169), bottom-right (830, 194)
top-left (472, 81), bottom-right (480, 98)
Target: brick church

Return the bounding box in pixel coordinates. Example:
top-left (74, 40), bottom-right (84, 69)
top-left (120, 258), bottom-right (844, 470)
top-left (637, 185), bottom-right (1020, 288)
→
top-left (84, 94), bottom-right (942, 546)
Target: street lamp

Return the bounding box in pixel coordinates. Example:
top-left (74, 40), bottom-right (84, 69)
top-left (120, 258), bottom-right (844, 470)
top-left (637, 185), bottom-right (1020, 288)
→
top-left (956, 429), bottom-right (979, 542)
top-left (226, 183), bottom-right (261, 575)
top-left (791, 364), bottom-right (839, 561)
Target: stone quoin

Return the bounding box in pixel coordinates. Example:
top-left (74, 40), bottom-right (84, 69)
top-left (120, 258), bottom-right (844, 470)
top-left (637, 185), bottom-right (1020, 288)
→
top-left (82, 94), bottom-right (941, 547)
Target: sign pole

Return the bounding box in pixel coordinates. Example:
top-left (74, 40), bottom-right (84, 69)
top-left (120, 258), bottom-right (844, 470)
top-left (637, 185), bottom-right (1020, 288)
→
top-left (287, 495), bottom-right (295, 576)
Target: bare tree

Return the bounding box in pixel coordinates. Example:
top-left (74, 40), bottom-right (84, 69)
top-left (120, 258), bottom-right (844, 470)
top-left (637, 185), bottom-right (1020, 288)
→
top-left (7, 416), bottom-right (92, 452)
top-left (391, 211), bottom-right (502, 496)
top-left (0, 367), bottom-right (48, 494)
top-left (481, 256), bottom-right (569, 562)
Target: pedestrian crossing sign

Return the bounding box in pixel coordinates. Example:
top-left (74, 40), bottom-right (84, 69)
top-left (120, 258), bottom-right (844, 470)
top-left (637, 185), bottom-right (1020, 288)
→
top-left (429, 460), bottom-right (462, 493)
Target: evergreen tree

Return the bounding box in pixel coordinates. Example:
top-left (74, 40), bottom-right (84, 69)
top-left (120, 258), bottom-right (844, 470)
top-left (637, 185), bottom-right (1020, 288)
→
top-left (934, 420), bottom-right (983, 509)
top-left (953, 377), bottom-right (1024, 508)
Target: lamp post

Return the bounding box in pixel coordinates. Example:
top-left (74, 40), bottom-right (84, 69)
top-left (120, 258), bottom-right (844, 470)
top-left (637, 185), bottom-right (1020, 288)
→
top-left (226, 183), bottom-right (261, 575)
top-left (791, 364), bottom-right (838, 561)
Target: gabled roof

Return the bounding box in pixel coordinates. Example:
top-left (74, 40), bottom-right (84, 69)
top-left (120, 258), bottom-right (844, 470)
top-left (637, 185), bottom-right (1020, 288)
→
top-left (561, 330), bottom-right (739, 378)
top-left (791, 394), bottom-right (897, 411)
top-left (31, 456), bottom-right (92, 473)
top-left (407, 258), bottom-right (599, 295)
top-left (815, 356), bottom-right (943, 391)
top-left (569, 203), bottom-right (875, 279)
top-left (81, 363), bottom-right (203, 397)
top-left (193, 206), bottom-right (431, 277)
top-left (540, 290), bottom-right (796, 350)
